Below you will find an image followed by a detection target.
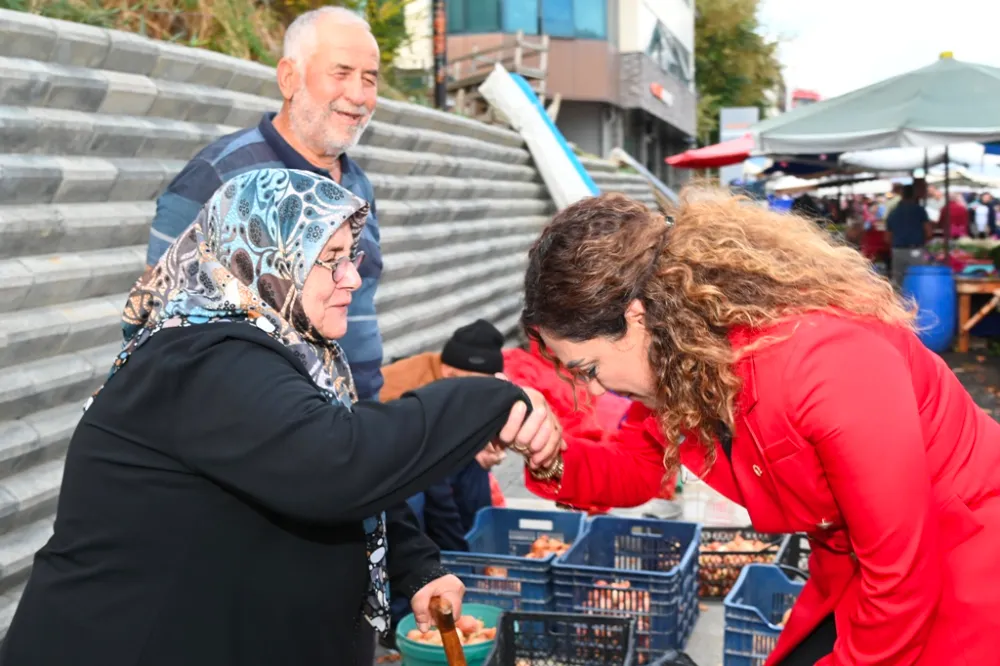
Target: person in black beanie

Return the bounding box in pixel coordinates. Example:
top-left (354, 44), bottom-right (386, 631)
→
top-left (378, 319), bottom-right (509, 644)
top-left (440, 319), bottom-right (506, 376)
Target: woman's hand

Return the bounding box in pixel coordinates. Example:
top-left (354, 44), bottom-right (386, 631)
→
top-left (410, 574), bottom-right (465, 633)
top-left (495, 385), bottom-right (566, 471)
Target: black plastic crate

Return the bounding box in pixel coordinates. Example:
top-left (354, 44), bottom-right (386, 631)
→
top-left (698, 528), bottom-right (787, 599)
top-left (775, 533), bottom-right (810, 579)
top-left (485, 611), bottom-right (636, 666)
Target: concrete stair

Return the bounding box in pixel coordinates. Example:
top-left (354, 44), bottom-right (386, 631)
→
top-left (0, 7), bottom-right (657, 637)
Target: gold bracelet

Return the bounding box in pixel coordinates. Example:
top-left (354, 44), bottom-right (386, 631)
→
top-left (529, 456), bottom-right (564, 481)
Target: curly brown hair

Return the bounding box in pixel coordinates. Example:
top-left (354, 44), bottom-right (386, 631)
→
top-left (522, 189), bottom-right (915, 467)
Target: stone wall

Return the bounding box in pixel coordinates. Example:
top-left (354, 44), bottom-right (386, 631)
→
top-left (0, 8), bottom-right (656, 635)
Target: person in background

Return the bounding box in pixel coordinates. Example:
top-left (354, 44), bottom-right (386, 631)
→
top-left (380, 319), bottom-right (512, 547)
top-left (882, 182), bottom-right (904, 219)
top-left (885, 184), bottom-right (933, 286)
top-left (941, 193), bottom-right (969, 239)
top-left (971, 193), bottom-right (997, 239)
top-left (0, 169), bottom-right (564, 666)
top-left (141, 9), bottom-right (423, 662)
top-left (379, 319), bottom-right (511, 645)
top-left (520, 190), bottom-right (1000, 666)
top-left (146, 6), bottom-right (384, 402)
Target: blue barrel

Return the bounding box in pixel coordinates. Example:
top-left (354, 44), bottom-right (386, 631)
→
top-left (902, 265), bottom-right (956, 353)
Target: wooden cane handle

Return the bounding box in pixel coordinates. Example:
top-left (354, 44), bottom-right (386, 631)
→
top-left (429, 596), bottom-right (467, 666)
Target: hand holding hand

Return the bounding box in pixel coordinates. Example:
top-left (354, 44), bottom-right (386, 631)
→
top-left (410, 574), bottom-right (464, 633)
top-left (495, 385), bottom-right (566, 472)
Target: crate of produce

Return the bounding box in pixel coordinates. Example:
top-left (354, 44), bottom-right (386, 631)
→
top-left (775, 533), bottom-right (810, 579)
top-left (699, 528), bottom-right (788, 599)
top-left (484, 611), bottom-right (636, 666)
top-left (723, 564), bottom-right (805, 666)
top-left (552, 517), bottom-right (701, 664)
top-left (442, 508), bottom-right (587, 612)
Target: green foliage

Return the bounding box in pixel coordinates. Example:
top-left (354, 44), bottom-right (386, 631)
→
top-left (694, 0), bottom-right (782, 144)
top-left (4, 0), bottom-right (416, 80)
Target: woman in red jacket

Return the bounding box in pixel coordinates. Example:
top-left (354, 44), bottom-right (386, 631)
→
top-left (520, 191), bottom-right (1000, 666)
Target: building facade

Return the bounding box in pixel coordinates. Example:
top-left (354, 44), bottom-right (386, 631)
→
top-left (399, 0), bottom-right (697, 187)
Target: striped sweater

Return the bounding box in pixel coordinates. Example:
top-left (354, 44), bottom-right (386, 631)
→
top-left (146, 113), bottom-right (384, 400)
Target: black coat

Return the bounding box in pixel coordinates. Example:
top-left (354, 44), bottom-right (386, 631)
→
top-left (0, 324), bottom-right (526, 666)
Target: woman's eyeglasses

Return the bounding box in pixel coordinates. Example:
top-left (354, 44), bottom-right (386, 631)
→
top-left (314, 251), bottom-right (365, 284)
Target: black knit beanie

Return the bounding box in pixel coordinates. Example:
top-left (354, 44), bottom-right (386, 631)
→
top-left (440, 319), bottom-right (505, 374)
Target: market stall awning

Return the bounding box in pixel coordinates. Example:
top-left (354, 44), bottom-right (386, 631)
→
top-left (751, 54), bottom-right (1000, 153)
top-left (665, 135), bottom-right (753, 169)
top-left (838, 143), bottom-right (1000, 171)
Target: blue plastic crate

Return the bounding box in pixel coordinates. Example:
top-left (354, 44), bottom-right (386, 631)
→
top-left (441, 508), bottom-right (587, 612)
top-left (553, 516), bottom-right (701, 663)
top-left (723, 564), bottom-right (804, 666)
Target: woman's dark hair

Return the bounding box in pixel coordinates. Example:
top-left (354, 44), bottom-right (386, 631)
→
top-left (522, 189), bottom-right (913, 467)
top-left (523, 193), bottom-right (667, 345)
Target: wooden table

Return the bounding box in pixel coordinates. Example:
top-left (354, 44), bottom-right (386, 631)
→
top-left (956, 277), bottom-right (1000, 352)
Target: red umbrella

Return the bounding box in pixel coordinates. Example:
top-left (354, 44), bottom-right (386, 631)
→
top-left (665, 134), bottom-right (755, 169)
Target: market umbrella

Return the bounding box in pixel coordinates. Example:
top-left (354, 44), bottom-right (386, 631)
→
top-left (751, 54), bottom-right (1000, 154)
top-left (665, 135), bottom-right (754, 169)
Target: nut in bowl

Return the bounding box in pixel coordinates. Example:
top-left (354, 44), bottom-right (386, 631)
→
top-left (394, 602), bottom-right (503, 666)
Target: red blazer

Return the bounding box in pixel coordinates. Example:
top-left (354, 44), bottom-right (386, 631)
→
top-left (528, 312), bottom-right (1000, 665)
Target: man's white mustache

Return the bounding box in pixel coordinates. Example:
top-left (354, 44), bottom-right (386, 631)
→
top-left (328, 104), bottom-right (369, 120)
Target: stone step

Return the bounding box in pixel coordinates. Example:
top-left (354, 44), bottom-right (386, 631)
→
top-left (0, 516), bottom-right (54, 596)
top-left (0, 154), bottom-right (184, 205)
top-left (368, 173), bottom-right (547, 202)
top-left (380, 215), bottom-right (545, 254)
top-left (0, 403), bottom-right (81, 480)
top-left (0, 105), bottom-right (236, 161)
top-left (0, 9), bottom-right (278, 97)
top-left (0, 459), bottom-right (63, 535)
top-left (351, 144), bottom-right (536, 182)
top-left (0, 55), bottom-right (278, 126)
top-left (0, 202), bottom-right (153, 259)
top-left (382, 292), bottom-right (523, 362)
top-left (0, 581), bottom-right (26, 640)
top-left (579, 156), bottom-right (619, 174)
top-left (0, 342), bottom-right (118, 423)
top-left (0, 293), bottom-right (126, 369)
top-left (0, 246), bottom-right (144, 314)
top-left (376, 253), bottom-right (526, 313)
top-left (0, 103), bottom-right (534, 176)
top-left (379, 272), bottom-right (522, 343)
top-left (593, 171), bottom-right (656, 190)
top-left (376, 198), bottom-right (551, 227)
top-left (380, 232), bottom-right (538, 282)
top-left (359, 121), bottom-right (529, 167)
top-left (373, 98), bottom-right (523, 150)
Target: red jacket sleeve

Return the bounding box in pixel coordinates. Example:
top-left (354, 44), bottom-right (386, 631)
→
top-left (525, 402), bottom-right (667, 510)
top-left (785, 321), bottom-right (941, 665)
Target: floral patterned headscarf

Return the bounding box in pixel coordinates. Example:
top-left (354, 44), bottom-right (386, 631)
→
top-left (88, 168), bottom-right (392, 633)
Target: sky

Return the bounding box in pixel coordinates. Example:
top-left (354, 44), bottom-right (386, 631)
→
top-left (757, 0), bottom-right (1000, 99)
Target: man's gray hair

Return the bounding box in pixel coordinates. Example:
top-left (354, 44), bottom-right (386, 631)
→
top-left (283, 6), bottom-right (372, 64)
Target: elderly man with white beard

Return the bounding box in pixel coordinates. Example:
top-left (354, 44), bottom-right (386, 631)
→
top-left (144, 7), bottom-right (465, 664)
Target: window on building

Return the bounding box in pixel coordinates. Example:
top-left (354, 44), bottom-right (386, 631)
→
top-left (646, 22), bottom-right (692, 86)
top-left (447, 0), bottom-right (608, 39)
top-left (541, 0), bottom-right (574, 37)
top-left (502, 0), bottom-right (540, 34)
top-left (572, 0), bottom-right (607, 39)
top-left (467, 0), bottom-right (502, 32)
top-left (446, 0), bottom-right (466, 33)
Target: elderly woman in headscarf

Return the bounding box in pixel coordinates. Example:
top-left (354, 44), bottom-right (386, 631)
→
top-left (0, 169), bottom-right (561, 666)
